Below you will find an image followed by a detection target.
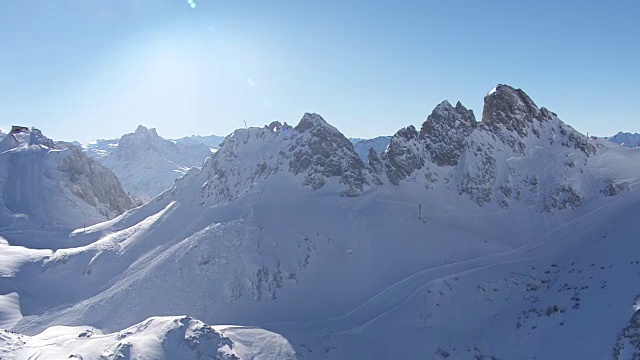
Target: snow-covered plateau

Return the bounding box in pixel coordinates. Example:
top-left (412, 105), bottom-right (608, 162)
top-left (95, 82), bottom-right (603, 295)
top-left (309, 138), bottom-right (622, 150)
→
top-left (1, 84), bottom-right (640, 359)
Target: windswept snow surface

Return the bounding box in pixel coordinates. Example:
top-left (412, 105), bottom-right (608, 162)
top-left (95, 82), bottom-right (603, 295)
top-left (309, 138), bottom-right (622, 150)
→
top-left (2, 85), bottom-right (640, 359)
top-left (0, 293), bottom-right (21, 329)
top-left (0, 316), bottom-right (295, 360)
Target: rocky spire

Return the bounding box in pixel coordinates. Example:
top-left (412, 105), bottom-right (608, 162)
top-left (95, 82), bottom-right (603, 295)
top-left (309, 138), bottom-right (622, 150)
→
top-left (419, 100), bottom-right (476, 166)
top-left (481, 84), bottom-right (553, 137)
top-left (289, 113), bottom-right (370, 196)
top-left (368, 147), bottom-right (384, 175)
top-left (382, 125), bottom-right (423, 185)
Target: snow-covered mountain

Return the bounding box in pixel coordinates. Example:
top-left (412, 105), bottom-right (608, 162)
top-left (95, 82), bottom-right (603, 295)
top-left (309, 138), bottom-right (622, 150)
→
top-left (84, 134), bottom-right (224, 159)
top-left (607, 131), bottom-right (640, 148)
top-left (0, 128), bottom-right (134, 230)
top-left (99, 125), bottom-right (214, 202)
top-left (175, 134), bottom-right (225, 150)
top-left (83, 138), bottom-right (119, 159)
top-left (351, 136), bottom-right (391, 162)
top-left (2, 85), bottom-right (640, 359)
top-left (0, 316), bottom-right (295, 359)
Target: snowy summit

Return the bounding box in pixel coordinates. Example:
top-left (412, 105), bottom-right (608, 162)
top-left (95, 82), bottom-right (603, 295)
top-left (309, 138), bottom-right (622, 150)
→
top-left (1, 85), bottom-right (640, 359)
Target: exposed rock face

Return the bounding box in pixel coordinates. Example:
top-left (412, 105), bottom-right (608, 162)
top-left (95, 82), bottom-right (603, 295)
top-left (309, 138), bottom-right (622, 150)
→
top-left (481, 84), bottom-right (596, 155)
top-left (0, 128), bottom-right (134, 228)
top-left (291, 113), bottom-right (370, 196)
top-left (376, 84), bottom-right (601, 210)
top-left (613, 295), bottom-right (640, 360)
top-left (420, 100), bottom-right (477, 166)
top-left (193, 113), bottom-right (374, 204)
top-left (606, 132), bottom-right (640, 148)
top-left (368, 147), bottom-right (384, 175)
top-left (381, 126), bottom-right (424, 185)
top-left (266, 121), bottom-right (292, 132)
top-left (382, 101), bottom-right (476, 184)
top-left (601, 179), bottom-right (630, 197)
top-left (58, 146), bottom-right (135, 217)
top-left (482, 84), bottom-right (548, 138)
top-left (176, 84), bottom-right (605, 213)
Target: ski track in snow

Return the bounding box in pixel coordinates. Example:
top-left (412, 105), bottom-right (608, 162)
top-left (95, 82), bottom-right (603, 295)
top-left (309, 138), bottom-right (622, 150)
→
top-left (265, 191), bottom-right (632, 338)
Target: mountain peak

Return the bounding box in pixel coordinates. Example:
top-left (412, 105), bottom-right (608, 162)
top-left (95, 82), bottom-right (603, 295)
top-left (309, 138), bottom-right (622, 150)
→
top-left (134, 124), bottom-right (159, 137)
top-left (606, 131), bottom-right (640, 148)
top-left (418, 99), bottom-right (476, 166)
top-left (481, 84), bottom-right (549, 137)
top-left (104, 125), bottom-right (212, 201)
top-left (434, 100), bottom-right (453, 111)
top-left (294, 113), bottom-right (332, 133)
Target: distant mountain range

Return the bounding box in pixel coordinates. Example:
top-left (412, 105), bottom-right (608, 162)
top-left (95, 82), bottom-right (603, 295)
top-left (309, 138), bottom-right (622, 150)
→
top-left (93, 126), bottom-right (219, 202)
top-left (3, 85), bottom-right (640, 359)
top-left (605, 131), bottom-right (640, 148)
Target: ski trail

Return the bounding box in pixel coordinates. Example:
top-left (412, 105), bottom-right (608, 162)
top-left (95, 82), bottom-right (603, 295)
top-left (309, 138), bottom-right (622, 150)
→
top-left (267, 193), bottom-right (631, 337)
top-left (332, 196), bottom-right (626, 334)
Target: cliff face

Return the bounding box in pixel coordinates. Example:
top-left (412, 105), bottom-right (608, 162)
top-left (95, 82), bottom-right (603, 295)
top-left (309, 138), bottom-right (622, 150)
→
top-left (58, 146), bottom-right (134, 218)
top-left (0, 128), bottom-right (134, 228)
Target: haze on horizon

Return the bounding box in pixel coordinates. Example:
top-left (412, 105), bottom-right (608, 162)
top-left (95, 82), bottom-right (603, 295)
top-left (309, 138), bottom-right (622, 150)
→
top-left (0, 0), bottom-right (638, 143)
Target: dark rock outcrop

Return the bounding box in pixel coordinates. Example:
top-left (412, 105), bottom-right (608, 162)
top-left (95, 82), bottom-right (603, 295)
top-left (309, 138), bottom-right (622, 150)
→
top-left (291, 113), bottom-right (369, 196)
top-left (420, 100), bottom-right (477, 166)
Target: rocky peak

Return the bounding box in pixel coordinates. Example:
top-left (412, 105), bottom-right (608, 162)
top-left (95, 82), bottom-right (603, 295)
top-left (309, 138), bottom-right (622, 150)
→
top-left (382, 125), bottom-right (424, 185)
top-left (380, 100), bottom-right (478, 184)
top-left (289, 113), bottom-right (370, 196)
top-left (118, 125), bottom-right (162, 151)
top-left (419, 100), bottom-right (476, 166)
top-left (194, 113), bottom-right (374, 203)
top-left (481, 84), bottom-right (551, 137)
top-left (294, 112), bottom-right (332, 133)
top-left (134, 124), bottom-right (159, 137)
top-left (368, 147), bottom-right (384, 175)
top-left (102, 125), bottom-right (212, 201)
top-left (394, 125), bottom-right (419, 142)
top-left (606, 132), bottom-right (640, 148)
top-left (266, 121), bottom-right (293, 133)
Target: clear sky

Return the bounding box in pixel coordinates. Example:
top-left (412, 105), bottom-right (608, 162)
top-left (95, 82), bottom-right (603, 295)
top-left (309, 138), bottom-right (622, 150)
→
top-left (1, 0), bottom-right (638, 143)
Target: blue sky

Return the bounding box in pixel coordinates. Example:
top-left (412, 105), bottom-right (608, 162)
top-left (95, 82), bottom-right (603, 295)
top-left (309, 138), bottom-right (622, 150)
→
top-left (0, 0), bottom-right (638, 142)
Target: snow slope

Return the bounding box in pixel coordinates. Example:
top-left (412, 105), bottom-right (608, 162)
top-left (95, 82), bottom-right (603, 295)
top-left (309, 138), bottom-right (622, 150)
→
top-left (0, 128), bottom-right (134, 231)
top-left (1, 85), bottom-right (640, 359)
top-left (0, 316), bottom-right (295, 360)
top-left (99, 125), bottom-right (213, 202)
